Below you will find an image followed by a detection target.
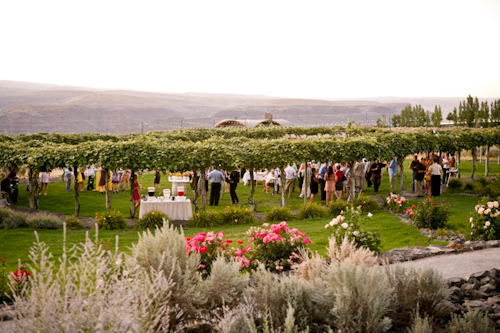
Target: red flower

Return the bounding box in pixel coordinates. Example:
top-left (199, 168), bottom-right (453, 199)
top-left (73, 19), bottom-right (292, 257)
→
top-left (226, 239), bottom-right (233, 244)
top-left (199, 246), bottom-right (207, 253)
top-left (411, 205), bottom-right (416, 209)
top-left (441, 215), bottom-right (446, 219)
top-left (185, 237), bottom-right (191, 241)
top-left (237, 240), bottom-right (244, 244)
top-left (433, 203), bottom-right (439, 206)
top-left (13, 269), bottom-right (31, 282)
top-left (1, 259), bottom-right (5, 263)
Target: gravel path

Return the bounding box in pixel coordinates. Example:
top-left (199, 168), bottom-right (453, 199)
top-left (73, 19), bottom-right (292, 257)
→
top-left (396, 247), bottom-right (500, 279)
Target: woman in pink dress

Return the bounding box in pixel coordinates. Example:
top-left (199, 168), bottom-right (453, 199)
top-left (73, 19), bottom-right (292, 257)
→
top-left (324, 166), bottom-right (335, 205)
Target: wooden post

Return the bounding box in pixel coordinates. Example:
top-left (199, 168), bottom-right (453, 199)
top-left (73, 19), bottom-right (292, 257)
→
top-left (192, 171), bottom-right (200, 213)
top-left (28, 168), bottom-right (39, 213)
top-left (398, 157), bottom-right (405, 194)
top-left (479, 146), bottom-right (483, 163)
top-left (303, 160), bottom-right (308, 204)
top-left (200, 168), bottom-right (207, 211)
top-left (471, 148), bottom-right (476, 180)
top-left (129, 170), bottom-right (136, 218)
top-left (457, 150), bottom-right (461, 179)
top-left (73, 165), bottom-right (80, 217)
top-left (485, 145), bottom-right (490, 177)
top-left (281, 165), bottom-right (286, 208)
top-left (248, 166), bottom-right (256, 211)
top-left (104, 169), bottom-right (111, 212)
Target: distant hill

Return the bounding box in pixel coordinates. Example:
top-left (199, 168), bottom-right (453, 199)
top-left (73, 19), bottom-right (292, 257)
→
top-left (1, 80), bottom-right (492, 134)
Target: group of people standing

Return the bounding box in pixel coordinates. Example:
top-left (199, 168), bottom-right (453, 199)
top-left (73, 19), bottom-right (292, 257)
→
top-left (409, 152), bottom-right (455, 197)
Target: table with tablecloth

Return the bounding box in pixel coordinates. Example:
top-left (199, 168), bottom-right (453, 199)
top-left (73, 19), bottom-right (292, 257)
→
top-left (139, 198), bottom-right (193, 220)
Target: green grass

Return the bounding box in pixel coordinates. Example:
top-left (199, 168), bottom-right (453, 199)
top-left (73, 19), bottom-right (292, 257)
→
top-left (0, 209), bottom-right (442, 273)
top-left (3, 160), bottom-right (495, 273)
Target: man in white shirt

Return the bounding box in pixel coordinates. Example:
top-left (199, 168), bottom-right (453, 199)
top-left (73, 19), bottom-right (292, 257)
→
top-left (284, 165), bottom-right (296, 198)
top-left (428, 158), bottom-right (443, 197)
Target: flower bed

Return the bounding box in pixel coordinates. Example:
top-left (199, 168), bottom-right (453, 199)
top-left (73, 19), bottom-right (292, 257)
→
top-left (186, 221), bottom-right (311, 275)
top-left (469, 198), bottom-right (500, 240)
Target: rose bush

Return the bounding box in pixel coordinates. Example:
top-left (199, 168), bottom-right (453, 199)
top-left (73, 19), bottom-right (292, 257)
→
top-left (324, 207), bottom-right (381, 254)
top-left (407, 198), bottom-right (449, 229)
top-left (186, 222), bottom-right (312, 275)
top-left (468, 198), bottom-right (500, 240)
top-left (384, 192), bottom-right (407, 213)
top-left (246, 221), bottom-right (311, 272)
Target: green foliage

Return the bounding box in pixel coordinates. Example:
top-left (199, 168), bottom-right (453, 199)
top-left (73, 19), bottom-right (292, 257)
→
top-left (27, 212), bottom-right (61, 229)
top-left (191, 210), bottom-right (220, 228)
top-left (327, 199), bottom-right (350, 217)
top-left (449, 308), bottom-right (494, 333)
top-left (409, 198), bottom-right (450, 229)
top-left (95, 210), bottom-right (127, 230)
top-left (220, 206), bottom-right (256, 225)
top-left (0, 207), bottom-right (28, 229)
top-left (65, 215), bottom-right (84, 230)
top-left (447, 178), bottom-right (463, 192)
top-left (325, 206), bottom-right (382, 254)
top-left (0, 258), bottom-right (10, 303)
top-left (296, 202), bottom-right (326, 220)
top-left (475, 177), bottom-right (500, 198)
top-left (468, 198), bottom-right (500, 240)
top-left (464, 182), bottom-right (475, 191)
top-left (264, 206), bottom-right (295, 223)
top-left (353, 195), bottom-right (379, 212)
top-left (135, 210), bottom-right (169, 229)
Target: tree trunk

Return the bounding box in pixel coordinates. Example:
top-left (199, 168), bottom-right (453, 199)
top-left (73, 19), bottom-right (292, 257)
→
top-left (498, 146), bottom-right (500, 165)
top-left (248, 166), bottom-right (256, 211)
top-left (200, 168), bottom-right (207, 210)
top-left (485, 145), bottom-right (490, 177)
top-left (303, 160), bottom-right (308, 204)
top-left (348, 161), bottom-right (356, 203)
top-left (281, 165), bottom-right (286, 208)
top-left (73, 166), bottom-right (80, 217)
top-left (192, 171), bottom-right (200, 213)
top-left (471, 148), bottom-right (476, 179)
top-left (398, 157), bottom-right (405, 193)
top-left (104, 169), bottom-right (111, 212)
top-left (479, 146), bottom-right (483, 163)
top-left (28, 168), bottom-right (39, 213)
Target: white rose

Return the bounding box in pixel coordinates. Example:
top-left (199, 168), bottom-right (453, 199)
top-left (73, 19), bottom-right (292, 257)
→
top-left (471, 223), bottom-right (474, 228)
top-left (494, 201), bottom-right (499, 208)
top-left (367, 212), bottom-right (373, 218)
top-left (329, 220), bottom-right (335, 227)
top-left (487, 202), bottom-right (495, 209)
top-left (353, 231), bottom-right (360, 236)
top-left (339, 215), bottom-right (345, 222)
top-left (469, 217), bottom-right (474, 223)
top-left (478, 207), bottom-right (485, 215)
top-left (475, 205), bottom-right (480, 211)
top-left (325, 224), bottom-right (329, 229)
top-left (341, 223), bottom-right (348, 229)
top-left (484, 209), bottom-right (491, 215)
top-left (485, 221), bottom-right (491, 227)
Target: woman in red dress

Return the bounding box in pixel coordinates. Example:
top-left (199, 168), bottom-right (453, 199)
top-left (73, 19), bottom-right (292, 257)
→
top-left (334, 164), bottom-right (344, 201)
top-left (131, 174), bottom-right (141, 216)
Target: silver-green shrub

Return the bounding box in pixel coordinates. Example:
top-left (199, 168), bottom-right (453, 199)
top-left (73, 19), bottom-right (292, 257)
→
top-left (26, 212), bottom-right (61, 229)
top-left (8, 231), bottom-right (175, 333)
top-left (0, 206), bottom-right (27, 228)
top-left (387, 266), bottom-right (451, 326)
top-left (449, 308), bottom-right (494, 333)
top-left (317, 262), bottom-right (394, 333)
top-left (407, 313), bottom-right (433, 333)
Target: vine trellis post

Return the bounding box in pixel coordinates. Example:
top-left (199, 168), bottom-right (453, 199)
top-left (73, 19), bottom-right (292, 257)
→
top-left (73, 165), bottom-right (80, 217)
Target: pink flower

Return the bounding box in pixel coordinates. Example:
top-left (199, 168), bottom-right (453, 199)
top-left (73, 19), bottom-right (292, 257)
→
top-left (303, 237), bottom-right (312, 244)
top-left (237, 239), bottom-right (244, 244)
top-left (258, 232), bottom-right (267, 238)
top-left (199, 264), bottom-right (206, 269)
top-left (199, 246), bottom-right (207, 253)
top-left (248, 237), bottom-right (254, 242)
top-left (290, 228), bottom-right (299, 234)
top-left (216, 232), bottom-right (225, 239)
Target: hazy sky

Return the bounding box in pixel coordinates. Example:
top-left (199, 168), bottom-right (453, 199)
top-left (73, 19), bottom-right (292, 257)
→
top-left (1, 0), bottom-right (499, 99)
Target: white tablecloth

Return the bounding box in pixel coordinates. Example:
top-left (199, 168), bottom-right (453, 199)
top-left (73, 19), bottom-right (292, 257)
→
top-left (139, 198), bottom-right (193, 220)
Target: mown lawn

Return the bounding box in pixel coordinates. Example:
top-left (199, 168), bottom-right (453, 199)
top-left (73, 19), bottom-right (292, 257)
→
top-left (3, 159), bottom-right (497, 272)
top-left (0, 209), bottom-right (441, 273)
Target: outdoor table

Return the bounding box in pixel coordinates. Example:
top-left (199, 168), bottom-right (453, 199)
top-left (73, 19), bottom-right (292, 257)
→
top-left (139, 198), bottom-right (193, 220)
